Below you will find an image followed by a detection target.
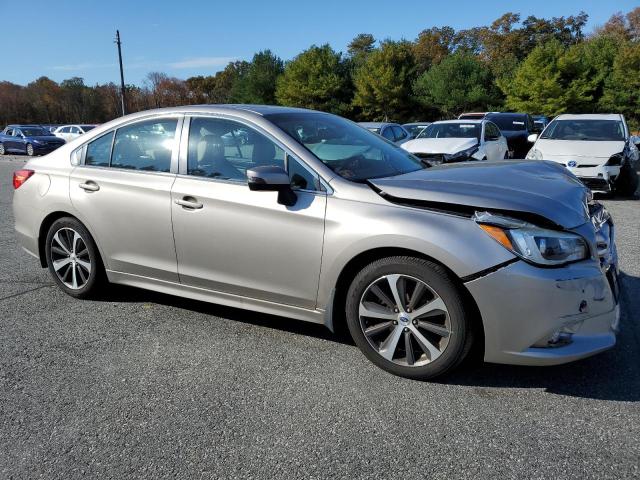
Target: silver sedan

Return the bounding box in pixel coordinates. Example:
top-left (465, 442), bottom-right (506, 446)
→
top-left (12, 105), bottom-right (620, 379)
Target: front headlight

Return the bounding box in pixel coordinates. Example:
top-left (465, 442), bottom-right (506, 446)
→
top-left (526, 148), bottom-right (542, 160)
top-left (445, 145), bottom-right (478, 162)
top-left (474, 212), bottom-right (589, 266)
top-left (605, 152), bottom-right (623, 166)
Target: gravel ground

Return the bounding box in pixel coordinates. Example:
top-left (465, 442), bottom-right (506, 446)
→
top-left (1, 154), bottom-right (639, 479)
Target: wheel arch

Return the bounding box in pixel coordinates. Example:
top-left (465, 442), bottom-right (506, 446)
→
top-left (326, 247), bottom-right (484, 356)
top-left (37, 211), bottom-right (105, 269)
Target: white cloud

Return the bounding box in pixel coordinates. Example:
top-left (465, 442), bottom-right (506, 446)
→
top-left (167, 56), bottom-right (235, 69)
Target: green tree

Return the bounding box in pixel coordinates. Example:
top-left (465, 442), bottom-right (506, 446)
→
top-left (230, 50), bottom-right (284, 104)
top-left (352, 40), bottom-right (416, 121)
top-left (413, 52), bottom-right (501, 117)
top-left (601, 43), bottom-right (640, 128)
top-left (348, 33), bottom-right (376, 67)
top-left (275, 44), bottom-right (351, 114)
top-left (498, 39), bottom-right (593, 116)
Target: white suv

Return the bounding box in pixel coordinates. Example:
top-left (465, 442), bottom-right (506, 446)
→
top-left (526, 114), bottom-right (639, 195)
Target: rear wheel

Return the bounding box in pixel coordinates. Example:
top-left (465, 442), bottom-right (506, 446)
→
top-left (26, 143), bottom-right (34, 156)
top-left (0, 143), bottom-right (5, 155)
top-left (345, 256), bottom-right (475, 380)
top-left (45, 217), bottom-right (105, 299)
top-left (614, 162), bottom-right (639, 197)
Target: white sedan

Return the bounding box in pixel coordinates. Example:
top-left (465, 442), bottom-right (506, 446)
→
top-left (526, 114), bottom-right (639, 195)
top-left (401, 120), bottom-right (508, 164)
top-left (53, 124), bottom-right (98, 142)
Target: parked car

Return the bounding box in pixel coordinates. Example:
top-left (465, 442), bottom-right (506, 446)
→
top-left (0, 125), bottom-right (65, 156)
top-left (403, 122), bottom-right (431, 139)
top-left (13, 105), bottom-right (620, 380)
top-left (532, 115), bottom-right (551, 132)
top-left (526, 114), bottom-right (639, 196)
top-left (401, 119), bottom-right (508, 164)
top-left (42, 124), bottom-right (61, 133)
top-left (358, 122), bottom-right (411, 145)
top-left (484, 113), bottom-right (540, 159)
top-left (458, 112), bottom-right (498, 120)
top-left (54, 124), bottom-right (98, 141)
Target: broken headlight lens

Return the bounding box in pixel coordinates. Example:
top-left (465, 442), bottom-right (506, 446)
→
top-left (473, 212), bottom-right (589, 266)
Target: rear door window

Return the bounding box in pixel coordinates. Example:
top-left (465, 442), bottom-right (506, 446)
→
top-left (111, 119), bottom-right (178, 172)
top-left (392, 126), bottom-right (407, 141)
top-left (381, 127), bottom-right (395, 141)
top-left (85, 132), bottom-right (115, 167)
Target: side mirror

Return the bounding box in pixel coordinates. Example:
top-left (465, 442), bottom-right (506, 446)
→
top-left (527, 134), bottom-right (538, 143)
top-left (247, 165), bottom-right (297, 207)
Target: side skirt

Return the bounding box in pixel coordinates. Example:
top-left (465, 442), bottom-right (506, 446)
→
top-left (106, 270), bottom-right (326, 325)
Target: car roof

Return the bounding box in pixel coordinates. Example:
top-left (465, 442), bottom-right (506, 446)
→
top-left (358, 122), bottom-right (394, 128)
top-left (555, 114), bottom-right (622, 121)
top-left (403, 122), bottom-right (431, 126)
top-left (7, 124), bottom-right (44, 128)
top-left (485, 112), bottom-right (528, 118)
top-left (432, 119), bottom-right (484, 124)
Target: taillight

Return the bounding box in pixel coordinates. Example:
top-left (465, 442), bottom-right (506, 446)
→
top-left (13, 169), bottom-right (35, 189)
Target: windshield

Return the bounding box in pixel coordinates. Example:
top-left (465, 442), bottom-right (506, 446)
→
top-left (486, 115), bottom-right (526, 131)
top-left (405, 125), bottom-right (428, 137)
top-left (81, 125), bottom-right (96, 132)
top-left (540, 120), bottom-right (625, 141)
top-left (21, 128), bottom-right (50, 136)
top-left (417, 123), bottom-right (480, 140)
top-left (266, 113), bottom-right (423, 182)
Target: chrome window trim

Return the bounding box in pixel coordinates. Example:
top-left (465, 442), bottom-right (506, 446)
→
top-left (79, 114), bottom-right (184, 175)
top-left (180, 113), bottom-right (332, 194)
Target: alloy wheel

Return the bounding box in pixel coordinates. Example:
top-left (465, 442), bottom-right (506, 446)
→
top-left (359, 274), bottom-right (451, 367)
top-left (0, 143), bottom-right (5, 155)
top-left (50, 227), bottom-right (92, 290)
top-left (26, 144), bottom-right (34, 156)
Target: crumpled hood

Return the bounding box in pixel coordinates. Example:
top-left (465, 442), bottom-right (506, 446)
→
top-left (402, 137), bottom-right (477, 154)
top-left (369, 160), bottom-right (591, 229)
top-left (534, 139), bottom-right (624, 160)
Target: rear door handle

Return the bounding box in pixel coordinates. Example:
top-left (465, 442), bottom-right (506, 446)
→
top-left (175, 197), bottom-right (203, 209)
top-left (79, 181), bottom-right (100, 192)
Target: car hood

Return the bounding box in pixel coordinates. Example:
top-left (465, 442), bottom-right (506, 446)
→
top-left (402, 137), bottom-right (477, 154)
top-left (534, 139), bottom-right (624, 159)
top-left (369, 161), bottom-right (590, 229)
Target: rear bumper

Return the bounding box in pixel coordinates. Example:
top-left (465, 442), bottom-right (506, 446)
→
top-left (466, 260), bottom-right (619, 366)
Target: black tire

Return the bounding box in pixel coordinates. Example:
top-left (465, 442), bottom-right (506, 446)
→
top-left (345, 256), bottom-right (475, 380)
top-left (45, 217), bottom-right (105, 299)
top-left (0, 143), bottom-right (5, 155)
top-left (614, 162), bottom-right (639, 197)
top-left (26, 143), bottom-right (34, 156)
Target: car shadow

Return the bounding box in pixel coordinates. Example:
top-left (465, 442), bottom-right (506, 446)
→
top-left (99, 273), bottom-right (639, 402)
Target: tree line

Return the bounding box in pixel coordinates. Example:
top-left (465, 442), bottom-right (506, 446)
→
top-left (1, 8), bottom-right (638, 128)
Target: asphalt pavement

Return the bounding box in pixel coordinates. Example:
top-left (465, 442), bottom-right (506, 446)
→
top-left (1, 155), bottom-right (639, 479)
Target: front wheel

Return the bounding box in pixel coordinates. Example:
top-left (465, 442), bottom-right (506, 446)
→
top-left (0, 143), bottom-right (5, 155)
top-left (345, 256), bottom-right (475, 380)
top-left (45, 217), bottom-right (105, 299)
top-left (26, 143), bottom-right (34, 156)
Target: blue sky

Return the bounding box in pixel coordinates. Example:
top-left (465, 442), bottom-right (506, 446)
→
top-left (3, 0), bottom-right (636, 86)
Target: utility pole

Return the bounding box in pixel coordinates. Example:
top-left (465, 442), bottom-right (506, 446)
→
top-left (115, 30), bottom-right (126, 116)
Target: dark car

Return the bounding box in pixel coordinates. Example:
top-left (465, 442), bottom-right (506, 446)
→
top-left (484, 113), bottom-right (540, 159)
top-left (532, 115), bottom-right (551, 132)
top-left (0, 125), bottom-right (65, 156)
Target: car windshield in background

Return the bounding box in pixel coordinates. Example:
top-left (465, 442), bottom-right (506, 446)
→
top-left (487, 115), bottom-right (526, 131)
top-left (81, 125), bottom-right (96, 132)
top-left (540, 120), bottom-right (625, 141)
top-left (417, 123), bottom-right (480, 140)
top-left (405, 125), bottom-right (428, 137)
top-left (266, 113), bottom-right (423, 182)
top-left (21, 128), bottom-right (50, 136)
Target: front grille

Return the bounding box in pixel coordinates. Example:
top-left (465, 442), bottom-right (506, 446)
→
top-left (580, 177), bottom-right (610, 192)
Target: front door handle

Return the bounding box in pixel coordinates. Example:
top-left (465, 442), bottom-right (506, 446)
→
top-left (175, 197), bottom-right (203, 209)
top-left (79, 181), bottom-right (100, 192)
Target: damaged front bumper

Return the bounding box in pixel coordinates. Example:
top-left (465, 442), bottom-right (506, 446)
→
top-left (465, 259), bottom-right (619, 366)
